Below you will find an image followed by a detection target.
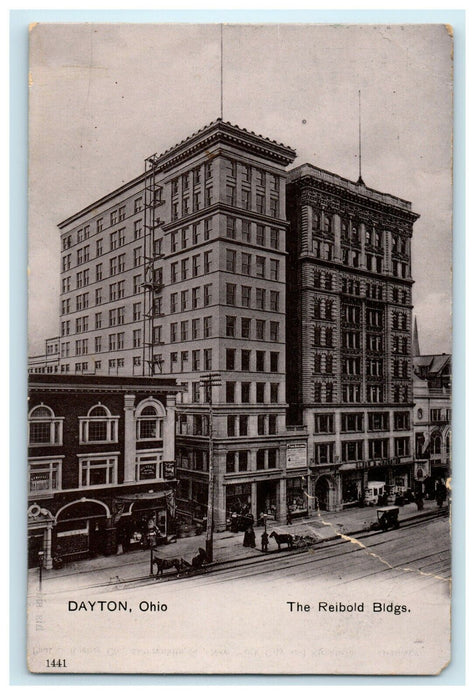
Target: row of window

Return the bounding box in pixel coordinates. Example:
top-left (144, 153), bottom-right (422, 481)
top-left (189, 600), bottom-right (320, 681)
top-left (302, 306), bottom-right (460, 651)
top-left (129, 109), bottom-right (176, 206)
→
top-left (28, 402), bottom-right (163, 446)
top-left (313, 382), bottom-right (410, 404)
top-left (62, 199), bottom-right (144, 251)
top-left (311, 209), bottom-right (409, 253)
top-left (314, 411), bottom-right (411, 434)
top-left (314, 436), bottom-right (411, 465)
top-left (29, 450), bottom-right (164, 494)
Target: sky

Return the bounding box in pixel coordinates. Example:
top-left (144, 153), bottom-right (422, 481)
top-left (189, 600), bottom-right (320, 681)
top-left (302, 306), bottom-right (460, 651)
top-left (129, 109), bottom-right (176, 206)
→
top-left (28, 23), bottom-right (453, 356)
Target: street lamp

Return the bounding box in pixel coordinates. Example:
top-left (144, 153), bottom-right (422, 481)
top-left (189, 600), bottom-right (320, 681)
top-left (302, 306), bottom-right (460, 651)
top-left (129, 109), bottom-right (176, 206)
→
top-left (147, 521), bottom-right (157, 577)
top-left (200, 373), bottom-right (221, 563)
top-left (37, 550), bottom-right (44, 592)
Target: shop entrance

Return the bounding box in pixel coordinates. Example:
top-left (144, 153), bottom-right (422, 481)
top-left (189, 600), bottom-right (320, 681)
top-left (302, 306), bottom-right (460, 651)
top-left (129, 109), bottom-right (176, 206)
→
top-left (315, 476), bottom-right (331, 511)
top-left (257, 480), bottom-right (278, 519)
top-left (55, 500), bottom-right (109, 561)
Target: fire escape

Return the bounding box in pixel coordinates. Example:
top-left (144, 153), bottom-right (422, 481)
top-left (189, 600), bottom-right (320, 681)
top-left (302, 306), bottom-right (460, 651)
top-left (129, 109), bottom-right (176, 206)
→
top-left (142, 154), bottom-right (165, 376)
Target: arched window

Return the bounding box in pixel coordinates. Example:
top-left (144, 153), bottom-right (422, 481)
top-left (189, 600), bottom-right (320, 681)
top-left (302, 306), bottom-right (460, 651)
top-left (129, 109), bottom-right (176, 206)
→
top-left (136, 400), bottom-right (165, 441)
top-left (430, 432), bottom-right (442, 455)
top-left (28, 404), bottom-right (63, 445)
top-left (79, 403), bottom-right (119, 444)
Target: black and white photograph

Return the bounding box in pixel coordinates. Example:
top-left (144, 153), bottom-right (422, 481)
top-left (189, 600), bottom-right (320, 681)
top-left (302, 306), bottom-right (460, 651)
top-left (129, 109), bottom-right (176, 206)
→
top-left (26, 22), bottom-right (453, 675)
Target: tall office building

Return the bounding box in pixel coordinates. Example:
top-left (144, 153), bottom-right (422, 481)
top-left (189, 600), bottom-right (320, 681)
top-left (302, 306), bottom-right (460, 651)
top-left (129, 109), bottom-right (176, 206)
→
top-left (57, 119), bottom-right (309, 530)
top-left (286, 164), bottom-right (420, 510)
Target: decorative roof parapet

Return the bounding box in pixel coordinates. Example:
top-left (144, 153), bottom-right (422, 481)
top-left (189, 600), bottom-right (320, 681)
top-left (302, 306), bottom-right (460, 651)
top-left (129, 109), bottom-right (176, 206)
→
top-left (288, 163), bottom-right (419, 219)
top-left (153, 118), bottom-right (297, 171)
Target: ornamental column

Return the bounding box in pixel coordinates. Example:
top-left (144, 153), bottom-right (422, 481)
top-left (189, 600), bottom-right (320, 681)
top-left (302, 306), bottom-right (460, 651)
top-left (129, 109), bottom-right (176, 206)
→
top-left (123, 394), bottom-right (136, 483)
top-left (163, 394), bottom-right (176, 461)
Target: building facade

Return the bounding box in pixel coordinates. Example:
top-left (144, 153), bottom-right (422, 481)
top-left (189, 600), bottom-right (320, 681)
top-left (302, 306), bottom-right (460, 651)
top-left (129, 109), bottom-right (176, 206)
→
top-left (55, 119), bottom-right (309, 531)
top-left (28, 374), bottom-right (179, 568)
top-left (28, 336), bottom-right (60, 374)
top-left (413, 353), bottom-right (451, 497)
top-left (286, 164), bottom-right (420, 510)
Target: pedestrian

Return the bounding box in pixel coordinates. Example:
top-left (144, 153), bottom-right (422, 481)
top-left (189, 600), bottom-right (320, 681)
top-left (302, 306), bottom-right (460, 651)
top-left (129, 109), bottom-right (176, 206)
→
top-left (243, 527), bottom-right (251, 547)
top-left (249, 526), bottom-right (256, 548)
top-left (415, 492), bottom-right (424, 511)
top-left (261, 531), bottom-right (269, 553)
top-left (286, 508), bottom-right (293, 526)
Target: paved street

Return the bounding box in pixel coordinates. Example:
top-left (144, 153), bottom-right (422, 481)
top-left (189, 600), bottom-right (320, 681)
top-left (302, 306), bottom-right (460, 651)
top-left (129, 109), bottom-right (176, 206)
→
top-left (30, 503), bottom-right (450, 599)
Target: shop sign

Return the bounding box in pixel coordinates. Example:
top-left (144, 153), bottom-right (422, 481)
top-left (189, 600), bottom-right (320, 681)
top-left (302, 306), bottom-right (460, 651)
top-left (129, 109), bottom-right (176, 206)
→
top-left (414, 460), bottom-right (431, 481)
top-left (163, 461), bottom-right (176, 480)
top-left (139, 463), bottom-right (157, 480)
top-left (286, 443), bottom-right (307, 469)
top-left (355, 457), bottom-right (404, 469)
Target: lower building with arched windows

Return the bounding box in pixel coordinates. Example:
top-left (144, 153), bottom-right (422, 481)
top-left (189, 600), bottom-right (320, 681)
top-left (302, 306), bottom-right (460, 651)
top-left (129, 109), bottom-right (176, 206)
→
top-left (28, 374), bottom-right (180, 569)
top-left (413, 353), bottom-right (452, 499)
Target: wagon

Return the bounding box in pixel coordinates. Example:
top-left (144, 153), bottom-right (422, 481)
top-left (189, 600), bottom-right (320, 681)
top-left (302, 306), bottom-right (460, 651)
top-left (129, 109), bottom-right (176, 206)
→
top-left (375, 506), bottom-right (400, 531)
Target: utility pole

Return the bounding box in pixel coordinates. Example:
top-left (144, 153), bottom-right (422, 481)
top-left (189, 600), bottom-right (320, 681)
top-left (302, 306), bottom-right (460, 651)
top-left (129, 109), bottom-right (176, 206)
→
top-left (200, 373), bottom-right (221, 562)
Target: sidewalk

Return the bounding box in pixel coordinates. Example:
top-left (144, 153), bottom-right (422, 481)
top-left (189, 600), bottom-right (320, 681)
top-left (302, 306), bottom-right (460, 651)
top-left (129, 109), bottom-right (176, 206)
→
top-left (38, 499), bottom-right (445, 592)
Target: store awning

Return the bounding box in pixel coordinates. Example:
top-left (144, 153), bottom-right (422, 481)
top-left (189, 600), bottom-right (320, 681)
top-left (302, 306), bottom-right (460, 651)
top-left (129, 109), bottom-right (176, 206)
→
top-left (115, 489), bottom-right (173, 504)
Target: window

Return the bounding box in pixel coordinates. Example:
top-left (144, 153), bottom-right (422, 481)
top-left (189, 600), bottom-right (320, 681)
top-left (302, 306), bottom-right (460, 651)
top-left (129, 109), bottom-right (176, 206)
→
top-left (256, 256), bottom-right (265, 278)
top-left (241, 383), bottom-right (250, 403)
top-left (342, 441), bottom-right (363, 462)
top-left (394, 411), bottom-right (410, 431)
top-left (241, 253), bottom-right (251, 276)
top-left (314, 414), bottom-right (335, 434)
top-left (136, 453), bottom-right (162, 482)
top-left (227, 415), bottom-right (236, 437)
top-left (242, 190), bottom-right (251, 210)
top-left (226, 348), bottom-right (236, 370)
top-left (80, 455), bottom-right (118, 487)
top-left (226, 382), bottom-right (235, 403)
top-left (181, 258), bottom-right (189, 280)
top-left (241, 318), bottom-right (251, 338)
top-left (270, 197), bottom-right (279, 218)
top-left (182, 227), bottom-right (189, 249)
top-left (29, 405), bottom-right (63, 445)
top-left (341, 413), bottom-right (364, 432)
top-left (270, 352), bottom-right (279, 372)
top-left (226, 316), bottom-right (236, 337)
top-left (79, 404), bottom-right (118, 444)
top-left (270, 383), bottom-right (279, 403)
top-left (203, 348), bottom-right (212, 370)
top-left (394, 436), bottom-right (410, 457)
top-left (256, 194), bottom-right (265, 214)
top-left (369, 439), bottom-right (389, 459)
top-left (270, 228), bottom-right (279, 249)
top-left (315, 443), bottom-right (334, 465)
top-left (204, 218), bottom-right (212, 240)
top-left (256, 320), bottom-right (265, 340)
top-left (134, 197), bottom-right (143, 213)
top-left (133, 275), bottom-right (142, 294)
top-left (203, 316), bottom-right (212, 338)
top-left (269, 291), bottom-right (279, 311)
top-left (241, 349), bottom-right (251, 371)
top-left (226, 249), bottom-right (236, 272)
top-left (181, 290), bottom-right (189, 311)
top-left (192, 349), bottom-right (200, 371)
top-left (136, 401), bottom-right (164, 440)
top-left (192, 254), bottom-right (200, 277)
top-left (256, 350), bottom-right (265, 372)
top-left (226, 283), bottom-right (236, 306)
top-left (29, 458), bottom-right (61, 495)
top-left (270, 321), bottom-right (279, 342)
top-left (256, 225), bottom-right (265, 246)
top-left (94, 336), bottom-right (102, 353)
top-left (256, 288), bottom-right (266, 310)
top-left (133, 329), bottom-right (142, 348)
top-left (256, 383), bottom-right (265, 403)
top-left (226, 216), bottom-right (236, 238)
top-left (192, 318), bottom-right (200, 339)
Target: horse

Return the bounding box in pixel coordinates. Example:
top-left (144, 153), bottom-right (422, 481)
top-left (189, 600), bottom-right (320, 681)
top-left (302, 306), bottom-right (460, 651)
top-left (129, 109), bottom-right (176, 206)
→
top-left (269, 531), bottom-right (294, 550)
top-left (153, 556), bottom-right (185, 578)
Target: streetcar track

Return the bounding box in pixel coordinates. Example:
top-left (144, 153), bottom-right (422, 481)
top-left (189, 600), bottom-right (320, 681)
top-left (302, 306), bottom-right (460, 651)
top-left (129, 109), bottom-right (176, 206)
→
top-left (32, 511), bottom-right (449, 597)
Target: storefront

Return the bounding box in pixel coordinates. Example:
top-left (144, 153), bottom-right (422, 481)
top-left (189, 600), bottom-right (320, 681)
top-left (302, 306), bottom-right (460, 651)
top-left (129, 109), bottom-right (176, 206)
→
top-left (54, 499), bottom-right (112, 561)
top-left (226, 482), bottom-right (252, 517)
top-left (340, 467), bottom-right (365, 507)
top-left (286, 476), bottom-right (308, 517)
top-left (114, 490), bottom-right (174, 552)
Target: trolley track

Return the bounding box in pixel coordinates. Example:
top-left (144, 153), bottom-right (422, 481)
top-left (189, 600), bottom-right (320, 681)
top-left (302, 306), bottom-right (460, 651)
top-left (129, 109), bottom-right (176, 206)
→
top-left (34, 508), bottom-right (450, 597)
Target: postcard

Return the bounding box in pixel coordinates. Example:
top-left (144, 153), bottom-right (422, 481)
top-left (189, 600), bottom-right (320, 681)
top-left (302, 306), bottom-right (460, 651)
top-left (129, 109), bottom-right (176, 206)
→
top-left (27, 22), bottom-right (453, 675)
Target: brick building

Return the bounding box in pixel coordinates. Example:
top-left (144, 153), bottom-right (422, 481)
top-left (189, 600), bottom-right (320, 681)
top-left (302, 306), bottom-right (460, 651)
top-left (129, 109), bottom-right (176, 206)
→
top-left (54, 119), bottom-right (309, 531)
top-left (28, 374), bottom-right (179, 568)
top-left (286, 164), bottom-right (419, 510)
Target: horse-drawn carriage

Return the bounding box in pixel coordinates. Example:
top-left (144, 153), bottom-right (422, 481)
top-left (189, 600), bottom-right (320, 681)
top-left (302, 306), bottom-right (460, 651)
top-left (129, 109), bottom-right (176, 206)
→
top-left (152, 546), bottom-right (209, 579)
